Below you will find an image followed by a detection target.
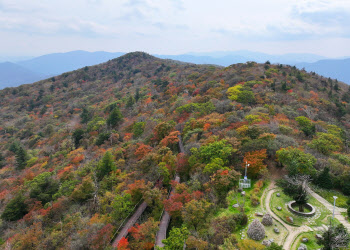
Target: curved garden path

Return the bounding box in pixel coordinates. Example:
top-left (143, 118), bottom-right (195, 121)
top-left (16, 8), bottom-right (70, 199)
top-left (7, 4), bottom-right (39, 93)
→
top-left (264, 183), bottom-right (313, 249)
top-left (264, 181), bottom-right (350, 249)
top-left (308, 188), bottom-right (350, 231)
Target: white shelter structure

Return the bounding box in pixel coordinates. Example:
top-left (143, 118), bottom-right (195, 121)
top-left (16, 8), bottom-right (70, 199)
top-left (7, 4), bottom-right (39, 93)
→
top-left (239, 161), bottom-right (251, 188)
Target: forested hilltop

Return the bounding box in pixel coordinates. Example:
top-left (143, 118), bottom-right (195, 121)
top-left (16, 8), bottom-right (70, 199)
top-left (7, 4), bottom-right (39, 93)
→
top-left (1, 52), bottom-right (350, 249)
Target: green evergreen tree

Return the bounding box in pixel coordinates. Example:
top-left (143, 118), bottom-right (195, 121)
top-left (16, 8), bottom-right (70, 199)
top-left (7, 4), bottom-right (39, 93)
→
top-left (317, 224), bottom-right (350, 250)
top-left (334, 80), bottom-right (339, 91)
top-left (281, 81), bottom-right (288, 92)
top-left (40, 105), bottom-right (48, 115)
top-left (80, 107), bottom-right (91, 123)
top-left (316, 167), bottom-right (333, 189)
top-left (278, 175), bottom-right (310, 212)
top-left (295, 116), bottom-right (315, 137)
top-left (72, 128), bottom-right (85, 148)
top-left (343, 182), bottom-right (350, 195)
top-left (96, 151), bottom-right (116, 181)
top-left (0, 152), bottom-right (5, 168)
top-left (126, 95), bottom-right (135, 107)
top-left (1, 194), bottom-right (28, 221)
top-left (29, 172), bottom-right (59, 204)
top-left (9, 141), bottom-right (20, 153)
top-left (71, 177), bottom-right (94, 202)
top-left (237, 90), bottom-right (255, 105)
top-left (15, 146), bottom-right (28, 169)
top-left (135, 88), bottom-right (140, 102)
top-left (107, 107), bottom-right (123, 128)
top-left (95, 132), bottom-right (111, 146)
top-left (265, 243), bottom-right (283, 250)
top-left (133, 122), bottom-right (145, 138)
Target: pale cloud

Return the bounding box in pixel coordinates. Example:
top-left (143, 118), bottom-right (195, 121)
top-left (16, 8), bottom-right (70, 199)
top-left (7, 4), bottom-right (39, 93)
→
top-left (0, 0), bottom-right (349, 57)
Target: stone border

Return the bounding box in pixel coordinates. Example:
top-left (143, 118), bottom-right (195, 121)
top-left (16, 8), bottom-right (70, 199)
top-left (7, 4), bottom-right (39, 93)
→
top-left (287, 201), bottom-right (316, 217)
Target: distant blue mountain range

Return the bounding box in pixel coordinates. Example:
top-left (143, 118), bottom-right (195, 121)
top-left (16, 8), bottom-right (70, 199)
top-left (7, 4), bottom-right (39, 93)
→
top-left (296, 58), bottom-right (350, 85)
top-left (0, 62), bottom-right (48, 88)
top-left (0, 50), bottom-right (349, 89)
top-left (17, 50), bottom-right (124, 76)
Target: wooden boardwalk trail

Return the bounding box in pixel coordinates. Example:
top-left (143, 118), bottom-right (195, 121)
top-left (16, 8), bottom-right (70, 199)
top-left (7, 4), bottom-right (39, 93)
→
top-left (112, 135), bottom-right (185, 249)
top-left (155, 175), bottom-right (180, 247)
top-left (178, 134), bottom-right (185, 154)
top-left (112, 201), bottom-right (148, 248)
top-left (154, 135), bottom-right (185, 248)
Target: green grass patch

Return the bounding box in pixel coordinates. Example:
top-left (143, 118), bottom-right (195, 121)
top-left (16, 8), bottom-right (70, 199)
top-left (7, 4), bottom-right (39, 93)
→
top-left (270, 190), bottom-right (304, 226)
top-left (270, 188), bottom-right (332, 227)
top-left (218, 181), bottom-right (288, 245)
top-left (216, 180), bottom-right (268, 239)
top-left (291, 231), bottom-right (322, 250)
top-left (264, 219), bottom-right (288, 246)
top-left (219, 180), bottom-right (263, 216)
top-left (311, 185), bottom-right (349, 208)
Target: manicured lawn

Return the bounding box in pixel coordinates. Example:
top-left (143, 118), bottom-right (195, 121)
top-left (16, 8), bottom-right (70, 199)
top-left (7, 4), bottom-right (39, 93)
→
top-left (270, 188), bottom-right (332, 227)
top-left (311, 185), bottom-right (349, 208)
top-left (263, 220), bottom-right (288, 246)
top-left (217, 181), bottom-right (288, 246)
top-left (291, 232), bottom-right (322, 250)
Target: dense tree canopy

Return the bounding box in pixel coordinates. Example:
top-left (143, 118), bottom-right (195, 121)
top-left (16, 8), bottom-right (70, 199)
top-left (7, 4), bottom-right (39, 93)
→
top-left (1, 52), bottom-right (350, 249)
top-left (276, 147), bottom-right (316, 176)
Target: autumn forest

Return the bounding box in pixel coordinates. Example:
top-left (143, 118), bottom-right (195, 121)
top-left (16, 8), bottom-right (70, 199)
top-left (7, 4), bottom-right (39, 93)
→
top-left (1, 52), bottom-right (350, 249)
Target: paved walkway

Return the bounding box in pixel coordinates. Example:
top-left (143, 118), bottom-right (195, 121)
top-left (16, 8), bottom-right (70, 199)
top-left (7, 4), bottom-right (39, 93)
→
top-left (308, 188), bottom-right (350, 231)
top-left (264, 183), bottom-right (313, 249)
top-left (263, 182), bottom-right (350, 249)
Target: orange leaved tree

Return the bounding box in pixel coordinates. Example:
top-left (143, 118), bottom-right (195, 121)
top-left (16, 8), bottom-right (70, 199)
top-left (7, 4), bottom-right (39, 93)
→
top-left (242, 149), bottom-right (267, 178)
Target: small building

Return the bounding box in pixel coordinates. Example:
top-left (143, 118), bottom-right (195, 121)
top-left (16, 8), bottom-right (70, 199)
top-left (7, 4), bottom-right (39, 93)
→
top-left (239, 176), bottom-right (251, 189)
top-left (239, 161), bottom-right (251, 188)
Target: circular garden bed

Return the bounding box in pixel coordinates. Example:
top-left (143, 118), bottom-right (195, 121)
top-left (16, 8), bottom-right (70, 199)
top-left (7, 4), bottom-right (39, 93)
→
top-left (287, 201), bottom-right (316, 217)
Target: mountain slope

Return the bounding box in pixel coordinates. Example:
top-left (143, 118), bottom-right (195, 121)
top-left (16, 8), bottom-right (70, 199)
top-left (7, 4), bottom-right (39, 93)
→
top-left (1, 52), bottom-right (350, 249)
top-left (0, 62), bottom-right (46, 88)
top-left (297, 58), bottom-right (350, 84)
top-left (2, 50), bottom-right (349, 90)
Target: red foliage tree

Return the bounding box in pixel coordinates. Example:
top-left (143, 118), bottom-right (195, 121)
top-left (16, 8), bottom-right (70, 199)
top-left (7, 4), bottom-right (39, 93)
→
top-left (126, 179), bottom-right (152, 203)
top-left (163, 182), bottom-right (202, 218)
top-left (128, 218), bottom-right (159, 250)
top-left (89, 223), bottom-right (114, 250)
top-left (176, 153), bottom-right (189, 175)
top-left (160, 131), bottom-right (180, 147)
top-left (210, 169), bottom-right (240, 203)
top-left (134, 143), bottom-right (152, 160)
top-left (243, 149), bottom-right (267, 178)
top-left (117, 237), bottom-right (130, 250)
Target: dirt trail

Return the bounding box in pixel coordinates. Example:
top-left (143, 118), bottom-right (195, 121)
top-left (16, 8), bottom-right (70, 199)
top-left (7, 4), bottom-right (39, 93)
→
top-left (268, 162), bottom-right (287, 180)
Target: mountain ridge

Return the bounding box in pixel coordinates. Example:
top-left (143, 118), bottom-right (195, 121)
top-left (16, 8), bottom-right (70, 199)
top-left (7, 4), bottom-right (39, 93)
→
top-left (1, 50), bottom-right (349, 90)
top-left (1, 52), bottom-right (350, 249)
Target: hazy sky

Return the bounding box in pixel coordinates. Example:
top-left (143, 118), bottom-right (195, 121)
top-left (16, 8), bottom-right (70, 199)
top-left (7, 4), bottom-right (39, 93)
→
top-left (1, 0), bottom-right (350, 57)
